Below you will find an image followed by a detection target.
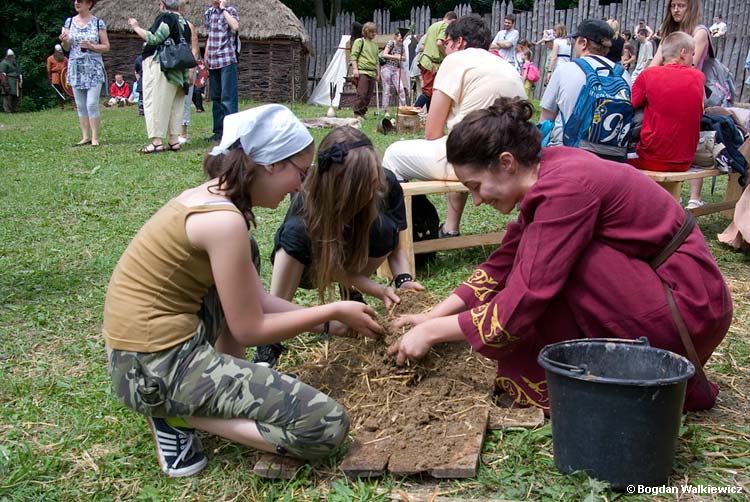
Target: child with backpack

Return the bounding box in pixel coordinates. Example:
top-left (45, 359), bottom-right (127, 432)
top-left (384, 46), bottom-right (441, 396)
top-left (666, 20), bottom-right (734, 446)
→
top-left (519, 48), bottom-right (540, 100)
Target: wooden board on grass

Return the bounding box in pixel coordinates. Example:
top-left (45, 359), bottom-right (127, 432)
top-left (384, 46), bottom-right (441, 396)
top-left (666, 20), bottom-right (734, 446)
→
top-left (339, 435), bottom-right (394, 477)
top-left (387, 408), bottom-right (489, 478)
top-left (253, 453), bottom-right (305, 479)
top-left (487, 406), bottom-right (545, 430)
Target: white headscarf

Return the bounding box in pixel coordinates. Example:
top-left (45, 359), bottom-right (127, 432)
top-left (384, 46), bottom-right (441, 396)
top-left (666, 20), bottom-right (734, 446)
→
top-left (209, 104), bottom-right (313, 164)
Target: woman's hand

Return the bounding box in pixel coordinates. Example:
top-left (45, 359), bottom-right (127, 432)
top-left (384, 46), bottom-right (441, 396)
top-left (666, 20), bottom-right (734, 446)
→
top-left (335, 301), bottom-right (384, 339)
top-left (392, 313), bottom-right (429, 330)
top-left (127, 18), bottom-right (139, 29)
top-left (79, 39), bottom-right (93, 51)
top-left (59, 28), bottom-right (69, 43)
top-left (398, 280), bottom-right (425, 292)
top-left (379, 286), bottom-right (400, 310)
top-left (387, 324), bottom-right (434, 366)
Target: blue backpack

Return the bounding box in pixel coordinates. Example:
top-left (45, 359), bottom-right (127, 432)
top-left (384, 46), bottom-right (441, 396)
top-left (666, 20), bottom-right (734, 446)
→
top-left (562, 56), bottom-right (633, 160)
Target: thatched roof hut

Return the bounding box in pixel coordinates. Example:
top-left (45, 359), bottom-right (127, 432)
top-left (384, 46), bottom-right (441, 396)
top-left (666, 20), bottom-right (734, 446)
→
top-left (94, 0), bottom-right (311, 102)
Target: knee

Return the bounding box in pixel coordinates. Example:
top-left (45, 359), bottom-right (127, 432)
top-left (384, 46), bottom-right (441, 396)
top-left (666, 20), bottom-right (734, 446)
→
top-left (295, 405), bottom-right (350, 461)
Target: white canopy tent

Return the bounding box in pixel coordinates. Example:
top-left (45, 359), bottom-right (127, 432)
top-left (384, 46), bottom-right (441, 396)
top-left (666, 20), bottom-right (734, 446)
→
top-left (308, 34), bottom-right (415, 108)
top-left (308, 35), bottom-right (350, 107)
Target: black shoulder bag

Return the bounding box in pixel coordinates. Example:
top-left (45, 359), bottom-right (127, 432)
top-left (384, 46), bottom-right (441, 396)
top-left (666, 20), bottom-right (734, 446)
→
top-left (158, 15), bottom-right (196, 71)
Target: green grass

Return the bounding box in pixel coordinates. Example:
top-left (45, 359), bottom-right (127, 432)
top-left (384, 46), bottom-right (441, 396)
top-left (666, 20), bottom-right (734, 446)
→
top-left (1, 102), bottom-right (748, 501)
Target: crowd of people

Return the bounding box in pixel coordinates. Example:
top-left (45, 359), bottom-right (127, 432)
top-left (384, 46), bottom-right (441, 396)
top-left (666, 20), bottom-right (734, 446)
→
top-left (1, 0), bottom-right (743, 481)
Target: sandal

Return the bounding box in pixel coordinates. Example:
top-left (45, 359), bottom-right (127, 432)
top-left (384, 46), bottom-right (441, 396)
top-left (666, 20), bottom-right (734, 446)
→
top-left (72, 140), bottom-right (92, 147)
top-left (142, 142), bottom-right (166, 154)
top-left (168, 142), bottom-right (181, 151)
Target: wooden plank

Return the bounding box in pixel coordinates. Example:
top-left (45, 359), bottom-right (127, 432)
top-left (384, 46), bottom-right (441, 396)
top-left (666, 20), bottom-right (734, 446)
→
top-left (413, 231), bottom-right (505, 254)
top-left (387, 407), bottom-right (489, 478)
top-left (252, 453), bottom-right (305, 479)
top-left (428, 408), bottom-right (490, 478)
top-left (639, 169), bottom-right (722, 182)
top-left (401, 180), bottom-right (468, 196)
top-left (340, 436), bottom-right (393, 477)
top-left (380, 487), bottom-right (524, 502)
top-left (487, 406), bottom-right (545, 429)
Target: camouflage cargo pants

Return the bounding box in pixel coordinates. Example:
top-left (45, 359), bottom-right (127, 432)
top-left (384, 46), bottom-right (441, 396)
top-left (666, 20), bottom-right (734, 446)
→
top-left (108, 289), bottom-right (349, 460)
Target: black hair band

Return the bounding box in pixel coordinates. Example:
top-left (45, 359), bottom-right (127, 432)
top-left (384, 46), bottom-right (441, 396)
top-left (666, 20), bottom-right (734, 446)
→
top-left (317, 139), bottom-right (372, 173)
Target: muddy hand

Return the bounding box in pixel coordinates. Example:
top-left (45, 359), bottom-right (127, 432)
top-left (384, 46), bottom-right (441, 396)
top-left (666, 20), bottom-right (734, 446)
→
top-left (381, 286), bottom-right (400, 311)
top-left (392, 313), bottom-right (428, 330)
top-left (387, 327), bottom-right (432, 366)
top-left (337, 301), bottom-right (383, 339)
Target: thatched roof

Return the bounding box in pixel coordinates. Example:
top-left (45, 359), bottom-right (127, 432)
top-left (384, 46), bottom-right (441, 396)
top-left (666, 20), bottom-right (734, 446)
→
top-left (93, 0), bottom-right (311, 52)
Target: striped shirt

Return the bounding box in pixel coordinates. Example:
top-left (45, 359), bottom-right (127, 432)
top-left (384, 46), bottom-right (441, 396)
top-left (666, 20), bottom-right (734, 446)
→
top-left (203, 6), bottom-right (239, 69)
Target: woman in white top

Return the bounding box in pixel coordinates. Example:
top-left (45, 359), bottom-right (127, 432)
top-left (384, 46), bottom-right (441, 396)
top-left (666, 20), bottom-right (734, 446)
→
top-left (545, 24), bottom-right (571, 84)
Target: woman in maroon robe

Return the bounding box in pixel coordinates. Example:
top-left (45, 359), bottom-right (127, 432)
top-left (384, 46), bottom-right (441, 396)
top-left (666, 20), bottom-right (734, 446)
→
top-left (388, 97), bottom-right (732, 412)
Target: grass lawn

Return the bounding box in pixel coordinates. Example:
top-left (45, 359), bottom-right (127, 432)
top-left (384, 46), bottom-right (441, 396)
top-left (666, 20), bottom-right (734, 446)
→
top-left (1, 101), bottom-right (748, 501)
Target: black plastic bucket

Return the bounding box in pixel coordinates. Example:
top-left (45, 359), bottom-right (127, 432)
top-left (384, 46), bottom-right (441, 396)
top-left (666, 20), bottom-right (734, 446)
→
top-left (537, 337), bottom-right (695, 489)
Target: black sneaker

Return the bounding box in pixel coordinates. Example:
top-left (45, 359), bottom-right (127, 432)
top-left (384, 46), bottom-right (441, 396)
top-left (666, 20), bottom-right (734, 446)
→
top-left (252, 343), bottom-right (285, 367)
top-left (147, 417), bottom-right (208, 477)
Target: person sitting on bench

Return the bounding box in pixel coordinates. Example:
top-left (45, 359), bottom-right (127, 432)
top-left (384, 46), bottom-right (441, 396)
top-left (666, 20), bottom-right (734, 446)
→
top-left (627, 32), bottom-right (704, 173)
top-left (382, 14), bottom-right (525, 238)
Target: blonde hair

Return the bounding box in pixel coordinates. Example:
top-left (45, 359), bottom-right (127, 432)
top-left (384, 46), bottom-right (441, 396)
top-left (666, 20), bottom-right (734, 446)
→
top-left (661, 31), bottom-right (695, 61)
top-left (607, 19), bottom-right (620, 38)
top-left (362, 22), bottom-right (377, 38)
top-left (554, 23), bottom-right (567, 38)
top-left (303, 127), bottom-right (384, 302)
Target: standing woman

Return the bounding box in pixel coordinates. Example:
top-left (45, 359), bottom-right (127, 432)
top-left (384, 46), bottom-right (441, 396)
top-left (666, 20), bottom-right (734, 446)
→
top-left (545, 24), bottom-right (571, 85)
top-left (605, 19), bottom-right (624, 64)
top-left (59, 0), bottom-right (110, 146)
top-left (380, 30), bottom-right (407, 118)
top-left (177, 0), bottom-right (200, 144)
top-left (650, 0), bottom-right (710, 209)
top-left (104, 105), bottom-right (383, 477)
top-left (128, 0), bottom-right (191, 153)
top-left (388, 97), bottom-right (731, 414)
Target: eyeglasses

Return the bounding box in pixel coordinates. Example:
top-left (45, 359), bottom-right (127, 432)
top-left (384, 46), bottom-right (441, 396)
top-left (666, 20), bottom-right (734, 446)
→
top-left (287, 158), bottom-right (309, 182)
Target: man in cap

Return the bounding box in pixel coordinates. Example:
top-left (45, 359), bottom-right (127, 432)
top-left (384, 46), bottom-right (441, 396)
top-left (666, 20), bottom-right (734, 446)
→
top-left (540, 19), bottom-right (632, 160)
top-left (0, 49), bottom-right (22, 113)
top-left (47, 45), bottom-right (68, 109)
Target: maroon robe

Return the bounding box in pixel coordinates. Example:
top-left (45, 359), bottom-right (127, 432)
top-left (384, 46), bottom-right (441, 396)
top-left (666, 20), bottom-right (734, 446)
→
top-left (454, 147), bottom-right (732, 412)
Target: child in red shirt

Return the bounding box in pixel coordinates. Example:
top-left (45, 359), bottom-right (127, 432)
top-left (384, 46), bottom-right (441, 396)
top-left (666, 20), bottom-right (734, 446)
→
top-left (106, 73), bottom-right (131, 107)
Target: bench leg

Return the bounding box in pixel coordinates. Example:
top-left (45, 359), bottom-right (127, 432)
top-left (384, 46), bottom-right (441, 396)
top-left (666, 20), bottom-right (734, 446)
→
top-left (722, 172), bottom-right (743, 219)
top-left (403, 194), bottom-right (416, 277)
top-left (658, 181), bottom-right (683, 201)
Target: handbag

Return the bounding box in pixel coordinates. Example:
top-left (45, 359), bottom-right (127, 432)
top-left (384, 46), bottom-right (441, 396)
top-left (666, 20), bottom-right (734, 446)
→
top-left (157, 17), bottom-right (196, 72)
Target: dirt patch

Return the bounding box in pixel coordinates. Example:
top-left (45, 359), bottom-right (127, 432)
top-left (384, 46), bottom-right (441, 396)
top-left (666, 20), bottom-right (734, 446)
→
top-left (294, 291), bottom-right (496, 470)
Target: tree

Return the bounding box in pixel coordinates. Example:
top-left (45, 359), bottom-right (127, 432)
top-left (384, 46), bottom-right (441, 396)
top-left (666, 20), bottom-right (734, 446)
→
top-left (0, 0), bottom-right (75, 111)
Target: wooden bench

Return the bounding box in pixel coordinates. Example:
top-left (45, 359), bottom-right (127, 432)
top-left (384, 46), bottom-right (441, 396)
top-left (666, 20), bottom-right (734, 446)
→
top-left (640, 169), bottom-right (743, 218)
top-left (380, 170), bottom-right (744, 278)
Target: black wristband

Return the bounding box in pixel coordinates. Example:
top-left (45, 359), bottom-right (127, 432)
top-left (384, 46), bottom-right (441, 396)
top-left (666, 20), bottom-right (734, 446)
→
top-left (394, 273), bottom-right (413, 289)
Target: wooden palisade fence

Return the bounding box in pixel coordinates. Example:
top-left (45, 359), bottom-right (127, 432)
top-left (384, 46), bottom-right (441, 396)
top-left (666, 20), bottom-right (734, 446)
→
top-left (302, 0), bottom-right (750, 102)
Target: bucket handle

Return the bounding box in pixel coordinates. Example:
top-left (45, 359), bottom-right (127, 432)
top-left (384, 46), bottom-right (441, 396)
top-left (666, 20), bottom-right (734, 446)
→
top-left (540, 337), bottom-right (651, 375)
top-left (542, 360), bottom-right (588, 375)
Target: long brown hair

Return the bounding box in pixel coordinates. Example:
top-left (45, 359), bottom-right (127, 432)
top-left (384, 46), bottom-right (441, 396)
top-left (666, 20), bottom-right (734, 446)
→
top-left (303, 127), bottom-right (383, 302)
top-left (203, 143), bottom-right (314, 228)
top-left (447, 97), bottom-right (541, 169)
top-left (659, 0), bottom-right (703, 37)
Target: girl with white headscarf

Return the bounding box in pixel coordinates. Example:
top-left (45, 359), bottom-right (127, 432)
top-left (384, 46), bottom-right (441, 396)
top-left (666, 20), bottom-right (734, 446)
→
top-left (103, 105), bottom-right (382, 477)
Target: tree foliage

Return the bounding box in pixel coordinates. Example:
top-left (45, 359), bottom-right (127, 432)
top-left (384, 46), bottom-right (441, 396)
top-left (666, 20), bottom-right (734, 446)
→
top-left (0, 0), bottom-right (75, 111)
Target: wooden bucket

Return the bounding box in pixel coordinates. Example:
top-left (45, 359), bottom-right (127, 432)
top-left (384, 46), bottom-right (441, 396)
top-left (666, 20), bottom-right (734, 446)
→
top-left (397, 113), bottom-right (420, 134)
